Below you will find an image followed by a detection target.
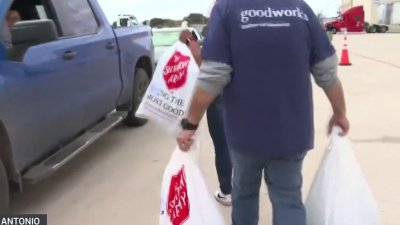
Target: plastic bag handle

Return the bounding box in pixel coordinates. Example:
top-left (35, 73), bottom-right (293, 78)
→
top-left (331, 126), bottom-right (344, 137)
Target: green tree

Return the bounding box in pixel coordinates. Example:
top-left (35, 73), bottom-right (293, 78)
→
top-left (163, 19), bottom-right (179, 27)
top-left (150, 18), bottom-right (165, 28)
top-left (184, 13), bottom-right (207, 24)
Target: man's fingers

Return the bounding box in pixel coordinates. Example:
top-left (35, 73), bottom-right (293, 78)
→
top-left (179, 145), bottom-right (190, 151)
top-left (179, 30), bottom-right (193, 43)
top-left (176, 129), bottom-right (196, 152)
top-left (178, 142), bottom-right (192, 151)
top-left (328, 117), bottom-right (350, 137)
top-left (338, 124), bottom-right (349, 136)
top-left (177, 138), bottom-right (193, 152)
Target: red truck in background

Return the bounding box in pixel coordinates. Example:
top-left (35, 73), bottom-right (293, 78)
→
top-left (326, 6), bottom-right (365, 33)
top-left (326, 4), bottom-right (400, 34)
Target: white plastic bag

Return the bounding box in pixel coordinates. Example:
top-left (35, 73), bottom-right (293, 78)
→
top-left (306, 127), bottom-right (380, 225)
top-left (159, 141), bottom-right (226, 225)
top-left (136, 41), bottom-right (199, 134)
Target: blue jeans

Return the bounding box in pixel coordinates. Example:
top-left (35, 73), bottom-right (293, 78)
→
top-left (230, 150), bottom-right (306, 225)
top-left (207, 96), bottom-right (232, 195)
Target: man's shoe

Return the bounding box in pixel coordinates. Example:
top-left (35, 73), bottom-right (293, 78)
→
top-left (214, 190), bottom-right (232, 206)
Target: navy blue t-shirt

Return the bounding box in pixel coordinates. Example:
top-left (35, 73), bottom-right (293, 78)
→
top-left (202, 0), bottom-right (336, 158)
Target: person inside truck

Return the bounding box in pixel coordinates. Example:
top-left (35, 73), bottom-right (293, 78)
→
top-left (2, 0), bottom-right (55, 61)
top-left (1, 10), bottom-right (21, 49)
top-left (10, 0), bottom-right (40, 20)
top-left (1, 0), bottom-right (40, 47)
top-left (6, 10), bottom-right (21, 28)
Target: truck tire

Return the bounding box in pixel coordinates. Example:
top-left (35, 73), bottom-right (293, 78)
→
top-left (367, 26), bottom-right (377, 33)
top-left (123, 68), bottom-right (150, 127)
top-left (331, 28), bottom-right (337, 34)
top-left (364, 22), bottom-right (370, 32)
top-left (0, 160), bottom-right (9, 212)
top-left (378, 26), bottom-right (388, 33)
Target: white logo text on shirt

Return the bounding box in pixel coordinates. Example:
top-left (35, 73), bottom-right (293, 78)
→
top-left (241, 7), bottom-right (309, 23)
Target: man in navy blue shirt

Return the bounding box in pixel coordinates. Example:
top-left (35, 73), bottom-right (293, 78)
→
top-left (177, 0), bottom-right (350, 224)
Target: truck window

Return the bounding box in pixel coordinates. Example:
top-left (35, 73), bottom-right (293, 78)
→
top-left (115, 14), bottom-right (139, 28)
top-left (5, 2), bottom-right (59, 61)
top-left (50, 0), bottom-right (99, 37)
top-left (10, 0), bottom-right (41, 20)
top-left (120, 18), bottom-right (129, 27)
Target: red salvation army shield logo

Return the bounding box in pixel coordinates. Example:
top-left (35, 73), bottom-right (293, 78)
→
top-left (167, 165), bottom-right (190, 225)
top-left (163, 51), bottom-right (190, 90)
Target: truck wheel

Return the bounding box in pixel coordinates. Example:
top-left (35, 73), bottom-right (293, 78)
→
top-left (331, 28), bottom-right (337, 34)
top-left (378, 26), bottom-right (388, 33)
top-left (124, 68), bottom-right (150, 127)
top-left (0, 160), bottom-right (9, 212)
top-left (368, 26), bottom-right (377, 33)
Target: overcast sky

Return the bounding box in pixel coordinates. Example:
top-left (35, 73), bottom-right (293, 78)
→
top-left (97, 0), bottom-right (341, 24)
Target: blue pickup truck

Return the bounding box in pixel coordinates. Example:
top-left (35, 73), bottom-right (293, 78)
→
top-left (0, 0), bottom-right (154, 210)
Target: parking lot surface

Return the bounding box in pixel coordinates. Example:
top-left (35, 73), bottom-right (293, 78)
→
top-left (9, 33), bottom-right (400, 225)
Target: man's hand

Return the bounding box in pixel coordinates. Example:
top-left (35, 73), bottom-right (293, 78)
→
top-left (179, 30), bottom-right (194, 44)
top-left (329, 113), bottom-right (350, 136)
top-left (323, 82), bottom-right (350, 136)
top-left (179, 30), bottom-right (202, 66)
top-left (177, 129), bottom-right (196, 151)
top-left (187, 41), bottom-right (202, 66)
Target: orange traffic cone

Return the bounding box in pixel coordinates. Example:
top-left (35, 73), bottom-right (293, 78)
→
top-left (339, 31), bottom-right (352, 66)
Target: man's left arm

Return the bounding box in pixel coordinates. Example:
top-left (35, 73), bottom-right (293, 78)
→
top-left (177, 0), bottom-right (231, 150)
top-left (186, 61), bottom-right (232, 125)
top-left (177, 61), bottom-right (231, 151)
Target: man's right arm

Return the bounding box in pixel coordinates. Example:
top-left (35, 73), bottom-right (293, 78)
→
top-left (311, 54), bottom-right (345, 115)
top-left (305, 0), bottom-right (350, 135)
top-left (324, 83), bottom-right (349, 135)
